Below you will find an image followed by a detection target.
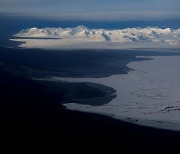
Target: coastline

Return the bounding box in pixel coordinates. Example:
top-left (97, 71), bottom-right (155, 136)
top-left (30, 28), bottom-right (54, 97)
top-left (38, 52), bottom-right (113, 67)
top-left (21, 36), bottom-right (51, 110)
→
top-left (47, 55), bottom-right (180, 131)
top-left (1, 46), bottom-right (180, 149)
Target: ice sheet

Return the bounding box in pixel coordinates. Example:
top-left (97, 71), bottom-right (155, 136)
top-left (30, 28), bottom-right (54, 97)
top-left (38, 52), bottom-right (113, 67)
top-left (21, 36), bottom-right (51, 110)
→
top-left (41, 55), bottom-right (180, 131)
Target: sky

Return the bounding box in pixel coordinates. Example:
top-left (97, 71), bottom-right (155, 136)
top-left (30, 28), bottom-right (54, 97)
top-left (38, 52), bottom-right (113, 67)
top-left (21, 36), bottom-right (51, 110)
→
top-left (0, 0), bottom-right (180, 21)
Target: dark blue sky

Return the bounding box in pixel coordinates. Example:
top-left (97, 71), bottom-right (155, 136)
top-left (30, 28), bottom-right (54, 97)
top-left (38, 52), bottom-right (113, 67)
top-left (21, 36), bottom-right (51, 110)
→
top-left (0, 0), bottom-right (180, 21)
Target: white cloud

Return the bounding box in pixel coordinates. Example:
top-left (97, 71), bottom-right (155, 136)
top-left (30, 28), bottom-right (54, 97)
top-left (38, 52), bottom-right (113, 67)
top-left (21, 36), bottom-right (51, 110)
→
top-left (0, 0), bottom-right (180, 21)
top-left (2, 10), bottom-right (180, 21)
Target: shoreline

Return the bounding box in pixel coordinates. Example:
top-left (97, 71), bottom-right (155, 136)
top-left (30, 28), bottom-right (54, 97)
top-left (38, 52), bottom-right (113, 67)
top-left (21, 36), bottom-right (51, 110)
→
top-left (1, 47), bottom-right (180, 148)
top-left (1, 46), bottom-right (180, 131)
top-left (48, 55), bottom-right (180, 131)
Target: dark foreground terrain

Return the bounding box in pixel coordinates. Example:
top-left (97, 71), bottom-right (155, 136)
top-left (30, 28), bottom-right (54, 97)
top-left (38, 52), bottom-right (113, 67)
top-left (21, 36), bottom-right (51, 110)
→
top-left (1, 47), bottom-right (180, 151)
top-left (1, 72), bottom-right (180, 152)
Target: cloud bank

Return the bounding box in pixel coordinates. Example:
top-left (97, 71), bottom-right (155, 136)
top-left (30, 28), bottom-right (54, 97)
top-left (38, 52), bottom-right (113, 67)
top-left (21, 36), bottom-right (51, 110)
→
top-left (2, 10), bottom-right (180, 21)
top-left (1, 0), bottom-right (180, 21)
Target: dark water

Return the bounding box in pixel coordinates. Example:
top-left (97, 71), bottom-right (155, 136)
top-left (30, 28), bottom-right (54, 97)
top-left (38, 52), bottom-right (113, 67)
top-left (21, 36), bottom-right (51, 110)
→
top-left (1, 47), bottom-right (180, 78)
top-left (1, 47), bottom-right (180, 150)
top-left (1, 47), bottom-right (180, 107)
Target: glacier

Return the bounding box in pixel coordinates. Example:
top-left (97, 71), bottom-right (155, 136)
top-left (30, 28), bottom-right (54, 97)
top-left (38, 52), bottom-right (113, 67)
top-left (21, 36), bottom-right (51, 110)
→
top-left (15, 25), bottom-right (179, 43)
top-left (12, 26), bottom-right (180, 49)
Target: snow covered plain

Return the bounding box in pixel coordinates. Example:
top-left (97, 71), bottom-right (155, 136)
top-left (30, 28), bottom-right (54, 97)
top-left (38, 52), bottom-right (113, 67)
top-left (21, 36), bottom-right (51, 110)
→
top-left (42, 55), bottom-right (180, 131)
